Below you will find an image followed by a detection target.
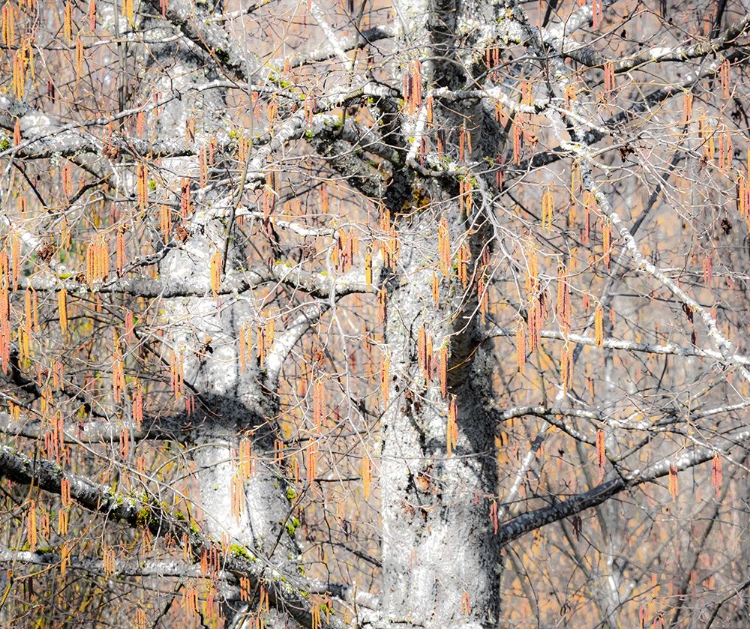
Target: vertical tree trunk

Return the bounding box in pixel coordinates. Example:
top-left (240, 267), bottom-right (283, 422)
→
top-left (144, 33), bottom-right (301, 625)
top-left (379, 203), bottom-right (501, 627)
top-left (376, 0), bottom-right (508, 623)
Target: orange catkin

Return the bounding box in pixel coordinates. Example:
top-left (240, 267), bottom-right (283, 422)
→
top-left (596, 429), bottom-right (606, 472)
top-left (594, 305), bottom-right (604, 348)
top-left (516, 318), bottom-right (526, 372)
top-left (669, 464), bottom-right (679, 500)
top-left (58, 289), bottom-right (68, 335)
top-left (447, 396), bottom-right (458, 457)
top-left (711, 454), bottom-right (722, 497)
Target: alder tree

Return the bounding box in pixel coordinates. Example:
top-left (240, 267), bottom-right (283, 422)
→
top-left (1, 0), bottom-right (750, 626)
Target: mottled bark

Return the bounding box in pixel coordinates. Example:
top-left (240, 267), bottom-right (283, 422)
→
top-left (379, 228), bottom-right (502, 627)
top-left (371, 0), bottom-right (510, 622)
top-left (140, 25), bottom-right (303, 628)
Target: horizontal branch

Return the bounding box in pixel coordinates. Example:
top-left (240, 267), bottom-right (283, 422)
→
top-left (307, 578), bottom-right (381, 610)
top-left (0, 543), bottom-right (380, 610)
top-left (0, 546), bottom-right (203, 578)
top-left (0, 411), bottom-right (180, 444)
top-left (490, 326), bottom-right (750, 365)
top-left (614, 13), bottom-right (750, 71)
top-left (16, 259), bottom-right (377, 300)
top-left (543, 10), bottom-right (750, 72)
top-left (494, 405), bottom-right (597, 444)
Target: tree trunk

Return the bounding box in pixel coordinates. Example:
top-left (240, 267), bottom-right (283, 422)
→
top-left (146, 31), bottom-right (301, 627)
top-left (375, 0), bottom-right (509, 623)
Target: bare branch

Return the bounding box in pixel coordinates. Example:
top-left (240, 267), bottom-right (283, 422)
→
top-left (14, 260), bottom-right (377, 300)
top-left (496, 427), bottom-right (750, 545)
top-left (0, 546), bottom-right (204, 578)
top-left (490, 325), bottom-right (750, 366)
top-left (141, 0), bottom-right (262, 82)
top-left (278, 23), bottom-right (397, 69)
